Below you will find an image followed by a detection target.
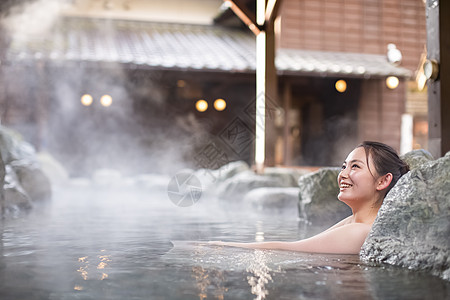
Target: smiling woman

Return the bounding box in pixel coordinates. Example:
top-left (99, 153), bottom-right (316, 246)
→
top-left (209, 141), bottom-right (410, 254)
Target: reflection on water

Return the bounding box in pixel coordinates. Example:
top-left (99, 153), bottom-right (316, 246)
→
top-left (192, 266), bottom-right (227, 300)
top-left (191, 246), bottom-right (228, 300)
top-left (246, 250), bottom-right (273, 300)
top-left (0, 184), bottom-right (449, 299)
top-left (76, 249), bottom-right (111, 290)
top-left (254, 220), bottom-right (265, 242)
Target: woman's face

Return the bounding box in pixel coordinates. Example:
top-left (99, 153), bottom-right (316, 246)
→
top-left (337, 147), bottom-right (379, 206)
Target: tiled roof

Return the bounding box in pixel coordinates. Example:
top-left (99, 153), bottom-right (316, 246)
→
top-left (5, 17), bottom-right (411, 78)
top-left (277, 49), bottom-right (411, 78)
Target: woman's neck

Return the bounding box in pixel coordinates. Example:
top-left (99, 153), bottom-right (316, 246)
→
top-left (351, 199), bottom-right (383, 225)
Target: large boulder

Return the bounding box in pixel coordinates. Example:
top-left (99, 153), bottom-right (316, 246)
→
top-left (263, 167), bottom-right (310, 187)
top-left (297, 167), bottom-right (352, 226)
top-left (0, 126), bottom-right (36, 163)
top-left (401, 149), bottom-right (434, 170)
top-left (194, 161), bottom-right (250, 194)
top-left (215, 170), bottom-right (292, 201)
top-left (37, 151), bottom-right (69, 185)
top-left (0, 126), bottom-right (52, 217)
top-left (212, 161), bottom-right (250, 182)
top-left (10, 160), bottom-right (52, 202)
top-left (361, 152), bottom-right (450, 281)
top-left (3, 164), bottom-right (32, 214)
top-left (243, 187), bottom-right (299, 216)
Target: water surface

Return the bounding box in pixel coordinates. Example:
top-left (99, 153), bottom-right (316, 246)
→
top-left (0, 184), bottom-right (448, 299)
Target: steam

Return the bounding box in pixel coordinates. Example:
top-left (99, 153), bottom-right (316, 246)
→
top-left (1, 0), bottom-right (66, 37)
top-left (1, 0), bottom-right (210, 177)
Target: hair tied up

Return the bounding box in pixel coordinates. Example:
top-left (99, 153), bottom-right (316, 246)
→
top-left (399, 163), bottom-right (410, 176)
top-left (358, 141), bottom-right (410, 196)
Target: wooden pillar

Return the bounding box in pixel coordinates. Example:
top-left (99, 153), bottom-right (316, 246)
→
top-left (259, 11), bottom-right (278, 168)
top-left (255, 0), bottom-right (281, 172)
top-left (0, 22), bottom-right (8, 124)
top-left (426, 0), bottom-right (450, 157)
top-left (225, 0), bottom-right (282, 171)
top-left (282, 80), bottom-right (292, 165)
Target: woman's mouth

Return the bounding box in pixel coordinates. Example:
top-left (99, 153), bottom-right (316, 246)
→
top-left (340, 183), bottom-right (353, 189)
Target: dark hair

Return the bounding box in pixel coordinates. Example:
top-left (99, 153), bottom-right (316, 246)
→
top-left (358, 141), bottom-right (410, 195)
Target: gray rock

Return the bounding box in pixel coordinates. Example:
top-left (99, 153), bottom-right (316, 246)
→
top-left (0, 126), bottom-right (36, 164)
top-left (193, 161), bottom-right (249, 194)
top-left (37, 151), bottom-right (69, 185)
top-left (209, 160), bottom-right (250, 182)
top-left (243, 187), bottom-right (300, 216)
top-left (297, 167), bottom-right (352, 226)
top-left (263, 167), bottom-right (310, 187)
top-left (0, 126), bottom-right (52, 217)
top-left (10, 160), bottom-right (51, 202)
top-left (216, 170), bottom-right (290, 201)
top-left (361, 152), bottom-right (450, 281)
top-left (4, 165), bottom-right (33, 213)
top-left (401, 149), bottom-right (434, 170)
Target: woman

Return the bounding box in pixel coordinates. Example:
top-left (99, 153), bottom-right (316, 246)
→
top-left (209, 141), bottom-right (409, 254)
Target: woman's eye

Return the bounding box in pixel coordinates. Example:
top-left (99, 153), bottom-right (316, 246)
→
top-left (351, 164), bottom-right (359, 169)
top-left (341, 165), bottom-right (346, 170)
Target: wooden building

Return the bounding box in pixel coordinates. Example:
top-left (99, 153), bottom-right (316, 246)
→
top-left (276, 0), bottom-right (427, 160)
top-left (0, 0), bottom-right (426, 174)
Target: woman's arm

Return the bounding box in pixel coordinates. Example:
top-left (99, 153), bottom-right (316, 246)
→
top-left (209, 223), bottom-right (371, 255)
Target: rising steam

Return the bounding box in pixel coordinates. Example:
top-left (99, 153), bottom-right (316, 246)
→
top-left (1, 0), bottom-right (209, 177)
top-left (1, 0), bottom-right (66, 37)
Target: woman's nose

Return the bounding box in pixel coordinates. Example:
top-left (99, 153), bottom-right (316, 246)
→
top-left (339, 168), bottom-right (349, 179)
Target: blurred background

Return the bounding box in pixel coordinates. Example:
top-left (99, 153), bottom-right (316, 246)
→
top-left (0, 0), bottom-right (428, 176)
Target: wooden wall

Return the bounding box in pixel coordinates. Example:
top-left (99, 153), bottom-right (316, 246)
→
top-left (357, 79), bottom-right (406, 149)
top-left (278, 0), bottom-right (425, 151)
top-left (279, 0), bottom-right (426, 72)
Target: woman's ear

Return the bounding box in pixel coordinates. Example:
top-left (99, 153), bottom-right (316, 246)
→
top-left (376, 173), bottom-right (393, 191)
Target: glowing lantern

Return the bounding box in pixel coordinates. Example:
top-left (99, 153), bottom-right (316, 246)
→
top-left (81, 94), bottom-right (93, 106)
top-left (195, 99), bottom-right (208, 112)
top-left (335, 79), bottom-right (347, 93)
top-left (214, 98), bottom-right (226, 111)
top-left (386, 76), bottom-right (399, 89)
top-left (177, 80), bottom-right (186, 88)
top-left (100, 95), bottom-right (113, 107)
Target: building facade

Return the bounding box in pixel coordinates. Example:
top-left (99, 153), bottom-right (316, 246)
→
top-left (0, 0), bottom-right (427, 174)
top-left (275, 0), bottom-right (426, 163)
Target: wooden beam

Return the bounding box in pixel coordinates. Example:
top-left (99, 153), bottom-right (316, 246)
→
top-left (439, 0), bottom-right (450, 155)
top-left (224, 0), bottom-right (260, 35)
top-left (265, 0), bottom-right (282, 22)
top-left (426, 0), bottom-right (450, 157)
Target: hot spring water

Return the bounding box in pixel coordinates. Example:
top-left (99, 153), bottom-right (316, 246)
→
top-left (0, 182), bottom-right (448, 299)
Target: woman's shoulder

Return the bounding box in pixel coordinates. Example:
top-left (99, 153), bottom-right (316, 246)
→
top-left (338, 222), bottom-right (372, 238)
top-left (322, 216), bottom-right (354, 233)
top-left (303, 222), bottom-right (372, 254)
